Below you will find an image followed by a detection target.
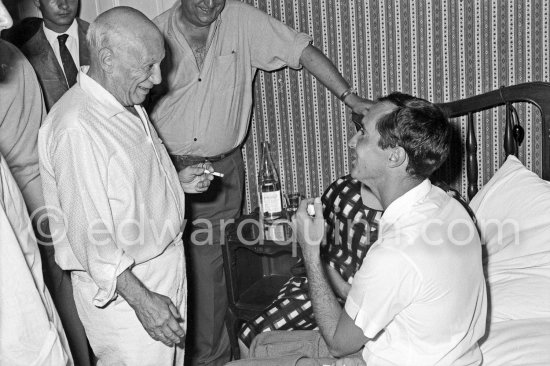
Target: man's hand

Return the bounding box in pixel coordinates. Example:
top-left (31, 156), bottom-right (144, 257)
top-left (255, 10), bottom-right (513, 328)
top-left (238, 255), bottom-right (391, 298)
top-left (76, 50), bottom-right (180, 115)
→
top-left (131, 290), bottom-right (185, 347)
top-left (116, 269), bottom-right (184, 347)
top-left (178, 162), bottom-right (214, 193)
top-left (292, 197), bottom-right (325, 260)
top-left (345, 94), bottom-right (373, 115)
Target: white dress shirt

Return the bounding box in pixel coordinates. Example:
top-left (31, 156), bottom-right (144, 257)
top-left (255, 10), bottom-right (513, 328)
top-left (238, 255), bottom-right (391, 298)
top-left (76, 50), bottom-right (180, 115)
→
top-left (43, 19), bottom-right (80, 77)
top-left (39, 69), bottom-right (186, 307)
top-left (345, 180), bottom-right (487, 366)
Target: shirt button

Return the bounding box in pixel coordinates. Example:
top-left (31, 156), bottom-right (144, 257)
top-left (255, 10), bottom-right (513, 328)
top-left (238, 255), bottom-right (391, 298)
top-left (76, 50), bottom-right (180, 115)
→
top-left (198, 78), bottom-right (202, 82)
top-left (194, 138), bottom-right (197, 141)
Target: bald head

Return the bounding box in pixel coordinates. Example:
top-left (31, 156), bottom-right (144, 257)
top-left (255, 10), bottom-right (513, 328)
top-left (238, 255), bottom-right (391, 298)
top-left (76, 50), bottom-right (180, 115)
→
top-left (87, 6), bottom-right (162, 54)
top-left (87, 6), bottom-right (165, 106)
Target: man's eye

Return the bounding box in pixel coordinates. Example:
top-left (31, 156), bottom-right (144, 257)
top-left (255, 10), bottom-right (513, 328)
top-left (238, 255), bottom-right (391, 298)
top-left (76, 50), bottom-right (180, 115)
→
top-left (351, 113), bottom-right (364, 134)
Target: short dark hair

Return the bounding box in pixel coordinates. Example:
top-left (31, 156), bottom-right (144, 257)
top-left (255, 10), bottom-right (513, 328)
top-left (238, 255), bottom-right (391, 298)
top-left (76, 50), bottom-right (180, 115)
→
top-left (376, 92), bottom-right (451, 179)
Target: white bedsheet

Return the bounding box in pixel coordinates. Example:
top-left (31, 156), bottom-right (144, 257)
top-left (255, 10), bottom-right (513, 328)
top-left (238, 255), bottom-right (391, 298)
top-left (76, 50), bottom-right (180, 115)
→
top-left (480, 317), bottom-right (550, 365)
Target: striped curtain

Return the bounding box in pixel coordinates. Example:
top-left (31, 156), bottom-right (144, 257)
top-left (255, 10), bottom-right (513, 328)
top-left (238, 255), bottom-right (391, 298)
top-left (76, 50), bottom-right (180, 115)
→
top-left (242, 0), bottom-right (550, 213)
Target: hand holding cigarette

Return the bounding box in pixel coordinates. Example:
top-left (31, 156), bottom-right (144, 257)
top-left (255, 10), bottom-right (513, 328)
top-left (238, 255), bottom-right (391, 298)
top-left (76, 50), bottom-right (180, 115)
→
top-left (204, 169), bottom-right (224, 177)
top-left (178, 163), bottom-right (214, 193)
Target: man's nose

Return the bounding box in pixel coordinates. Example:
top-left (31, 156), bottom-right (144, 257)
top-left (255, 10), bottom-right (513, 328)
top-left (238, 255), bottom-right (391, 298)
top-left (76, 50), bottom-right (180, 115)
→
top-left (348, 134), bottom-right (358, 149)
top-left (58, 0), bottom-right (69, 10)
top-left (149, 64), bottom-right (162, 85)
top-left (0, 4), bottom-right (13, 31)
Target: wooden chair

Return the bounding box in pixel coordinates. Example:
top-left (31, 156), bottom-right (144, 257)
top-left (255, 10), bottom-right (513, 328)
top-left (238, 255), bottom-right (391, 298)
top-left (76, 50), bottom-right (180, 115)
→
top-left (222, 210), bottom-right (300, 359)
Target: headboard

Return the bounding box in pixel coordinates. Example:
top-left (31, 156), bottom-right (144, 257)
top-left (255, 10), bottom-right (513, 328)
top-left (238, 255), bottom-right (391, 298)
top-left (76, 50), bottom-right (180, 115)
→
top-left (436, 82), bottom-right (550, 200)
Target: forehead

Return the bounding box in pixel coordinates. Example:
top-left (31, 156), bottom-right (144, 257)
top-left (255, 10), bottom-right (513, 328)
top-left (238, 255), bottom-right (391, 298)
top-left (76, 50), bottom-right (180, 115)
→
top-left (357, 101), bottom-right (397, 130)
top-left (122, 33), bottom-right (164, 62)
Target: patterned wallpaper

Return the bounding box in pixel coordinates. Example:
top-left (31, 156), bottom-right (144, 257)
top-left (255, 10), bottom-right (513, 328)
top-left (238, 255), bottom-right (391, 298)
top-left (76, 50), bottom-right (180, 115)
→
top-left (242, 0), bottom-right (550, 212)
top-left (11, 0), bottom-right (550, 211)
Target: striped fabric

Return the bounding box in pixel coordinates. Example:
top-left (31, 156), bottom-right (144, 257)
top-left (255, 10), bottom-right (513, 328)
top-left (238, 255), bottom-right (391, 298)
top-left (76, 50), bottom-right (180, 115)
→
top-left (242, 0), bottom-right (550, 213)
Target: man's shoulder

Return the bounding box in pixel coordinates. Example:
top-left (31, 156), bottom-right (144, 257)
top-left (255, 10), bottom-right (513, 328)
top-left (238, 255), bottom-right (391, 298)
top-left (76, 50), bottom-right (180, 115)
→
top-left (153, 6), bottom-right (174, 30)
top-left (223, 0), bottom-right (268, 18)
top-left (43, 87), bottom-right (89, 132)
top-left (1, 17), bottom-right (43, 49)
top-left (76, 18), bottom-right (90, 33)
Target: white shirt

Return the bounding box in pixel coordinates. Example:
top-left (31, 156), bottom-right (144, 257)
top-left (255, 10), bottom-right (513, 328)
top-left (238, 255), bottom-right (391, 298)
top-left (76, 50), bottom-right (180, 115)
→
top-left (0, 155), bottom-right (72, 365)
top-left (345, 180), bottom-right (487, 366)
top-left (39, 69), bottom-right (186, 307)
top-left (43, 19), bottom-right (80, 79)
top-left (151, 0), bottom-right (312, 156)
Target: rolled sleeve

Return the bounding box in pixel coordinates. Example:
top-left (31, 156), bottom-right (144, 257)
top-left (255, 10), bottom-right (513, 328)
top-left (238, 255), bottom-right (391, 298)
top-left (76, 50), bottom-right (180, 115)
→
top-left (244, 3), bottom-right (312, 70)
top-left (48, 129), bottom-right (134, 306)
top-left (344, 244), bottom-right (420, 339)
top-left (91, 250), bottom-right (134, 307)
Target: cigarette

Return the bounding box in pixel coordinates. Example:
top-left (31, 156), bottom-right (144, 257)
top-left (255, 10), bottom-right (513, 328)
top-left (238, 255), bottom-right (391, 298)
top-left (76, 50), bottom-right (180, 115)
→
top-left (205, 170), bottom-right (224, 177)
top-left (307, 203), bottom-right (315, 216)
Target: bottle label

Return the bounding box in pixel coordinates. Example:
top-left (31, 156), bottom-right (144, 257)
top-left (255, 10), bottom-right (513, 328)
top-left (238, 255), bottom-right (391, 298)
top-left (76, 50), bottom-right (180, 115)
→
top-left (261, 190), bottom-right (282, 214)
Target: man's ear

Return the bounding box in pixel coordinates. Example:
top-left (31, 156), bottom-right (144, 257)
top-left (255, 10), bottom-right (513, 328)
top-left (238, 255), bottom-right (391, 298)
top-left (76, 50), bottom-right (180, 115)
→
top-left (33, 0), bottom-right (41, 9)
top-left (388, 146), bottom-right (407, 169)
top-left (98, 48), bottom-right (114, 73)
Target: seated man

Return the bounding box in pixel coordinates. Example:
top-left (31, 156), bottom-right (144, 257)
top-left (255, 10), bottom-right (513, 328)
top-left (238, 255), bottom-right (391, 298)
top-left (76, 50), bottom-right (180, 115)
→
top-left (237, 93), bottom-right (487, 365)
top-left (238, 175), bottom-right (384, 350)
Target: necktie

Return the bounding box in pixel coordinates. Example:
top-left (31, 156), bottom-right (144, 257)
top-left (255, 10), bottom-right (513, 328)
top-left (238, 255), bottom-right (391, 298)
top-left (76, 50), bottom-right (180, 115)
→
top-left (57, 34), bottom-right (78, 88)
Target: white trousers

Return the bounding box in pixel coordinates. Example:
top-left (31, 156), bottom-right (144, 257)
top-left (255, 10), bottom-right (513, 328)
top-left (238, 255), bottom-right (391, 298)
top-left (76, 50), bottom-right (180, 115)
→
top-left (72, 241), bottom-right (187, 366)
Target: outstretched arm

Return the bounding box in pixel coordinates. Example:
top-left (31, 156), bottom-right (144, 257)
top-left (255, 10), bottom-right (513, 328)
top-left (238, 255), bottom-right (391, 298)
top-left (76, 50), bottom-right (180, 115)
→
top-left (299, 45), bottom-right (372, 114)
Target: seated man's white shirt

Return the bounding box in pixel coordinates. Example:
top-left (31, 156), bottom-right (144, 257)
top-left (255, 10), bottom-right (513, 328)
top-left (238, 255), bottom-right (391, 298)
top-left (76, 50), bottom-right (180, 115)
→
top-left (345, 180), bottom-right (487, 366)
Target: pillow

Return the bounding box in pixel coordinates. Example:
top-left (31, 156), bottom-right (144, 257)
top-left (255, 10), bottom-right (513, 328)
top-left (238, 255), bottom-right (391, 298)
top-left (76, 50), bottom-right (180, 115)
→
top-left (469, 155), bottom-right (550, 322)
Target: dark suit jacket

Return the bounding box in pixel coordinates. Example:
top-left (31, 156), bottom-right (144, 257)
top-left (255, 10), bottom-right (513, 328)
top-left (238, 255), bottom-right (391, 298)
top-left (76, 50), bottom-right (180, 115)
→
top-left (3, 18), bottom-right (90, 111)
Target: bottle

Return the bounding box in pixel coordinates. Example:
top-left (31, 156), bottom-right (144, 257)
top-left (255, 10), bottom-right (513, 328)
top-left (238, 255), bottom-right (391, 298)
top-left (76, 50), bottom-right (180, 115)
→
top-left (258, 141), bottom-right (283, 221)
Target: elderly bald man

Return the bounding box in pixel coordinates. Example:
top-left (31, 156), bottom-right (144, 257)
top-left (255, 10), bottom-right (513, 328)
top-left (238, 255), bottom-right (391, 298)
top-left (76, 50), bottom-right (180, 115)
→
top-left (38, 7), bottom-right (214, 365)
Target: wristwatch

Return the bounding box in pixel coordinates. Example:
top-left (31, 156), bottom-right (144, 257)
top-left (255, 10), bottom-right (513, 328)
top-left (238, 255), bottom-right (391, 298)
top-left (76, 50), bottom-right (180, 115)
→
top-left (339, 87), bottom-right (356, 102)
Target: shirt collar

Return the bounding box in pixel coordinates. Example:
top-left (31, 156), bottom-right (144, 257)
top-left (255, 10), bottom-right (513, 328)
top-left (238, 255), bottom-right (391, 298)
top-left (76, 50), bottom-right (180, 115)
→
top-left (43, 19), bottom-right (78, 46)
top-left (380, 179), bottom-right (432, 226)
top-left (78, 66), bottom-right (127, 118)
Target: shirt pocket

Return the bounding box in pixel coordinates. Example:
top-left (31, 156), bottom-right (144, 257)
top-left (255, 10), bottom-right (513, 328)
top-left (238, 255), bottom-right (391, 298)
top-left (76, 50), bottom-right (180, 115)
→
top-left (212, 52), bottom-right (238, 92)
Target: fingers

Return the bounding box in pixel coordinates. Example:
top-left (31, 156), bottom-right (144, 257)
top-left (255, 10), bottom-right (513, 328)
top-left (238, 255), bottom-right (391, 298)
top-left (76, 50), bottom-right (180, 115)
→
top-left (166, 316), bottom-right (185, 339)
top-left (296, 197), bottom-right (314, 217)
top-left (169, 302), bottom-right (181, 319)
top-left (313, 197), bottom-right (323, 218)
top-left (158, 325), bottom-right (179, 345)
top-left (202, 162), bottom-right (214, 173)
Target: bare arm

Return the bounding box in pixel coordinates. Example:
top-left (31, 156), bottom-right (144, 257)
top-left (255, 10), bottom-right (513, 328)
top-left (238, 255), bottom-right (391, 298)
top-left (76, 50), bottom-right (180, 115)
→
top-left (299, 44), bottom-right (372, 114)
top-left (116, 269), bottom-right (185, 347)
top-left (294, 198), bottom-right (368, 357)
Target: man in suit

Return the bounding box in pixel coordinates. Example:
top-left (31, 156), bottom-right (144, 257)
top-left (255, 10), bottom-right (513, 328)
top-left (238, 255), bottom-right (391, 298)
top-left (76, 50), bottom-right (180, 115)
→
top-left (2, 1), bottom-right (93, 365)
top-left (3, 0), bottom-right (90, 111)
